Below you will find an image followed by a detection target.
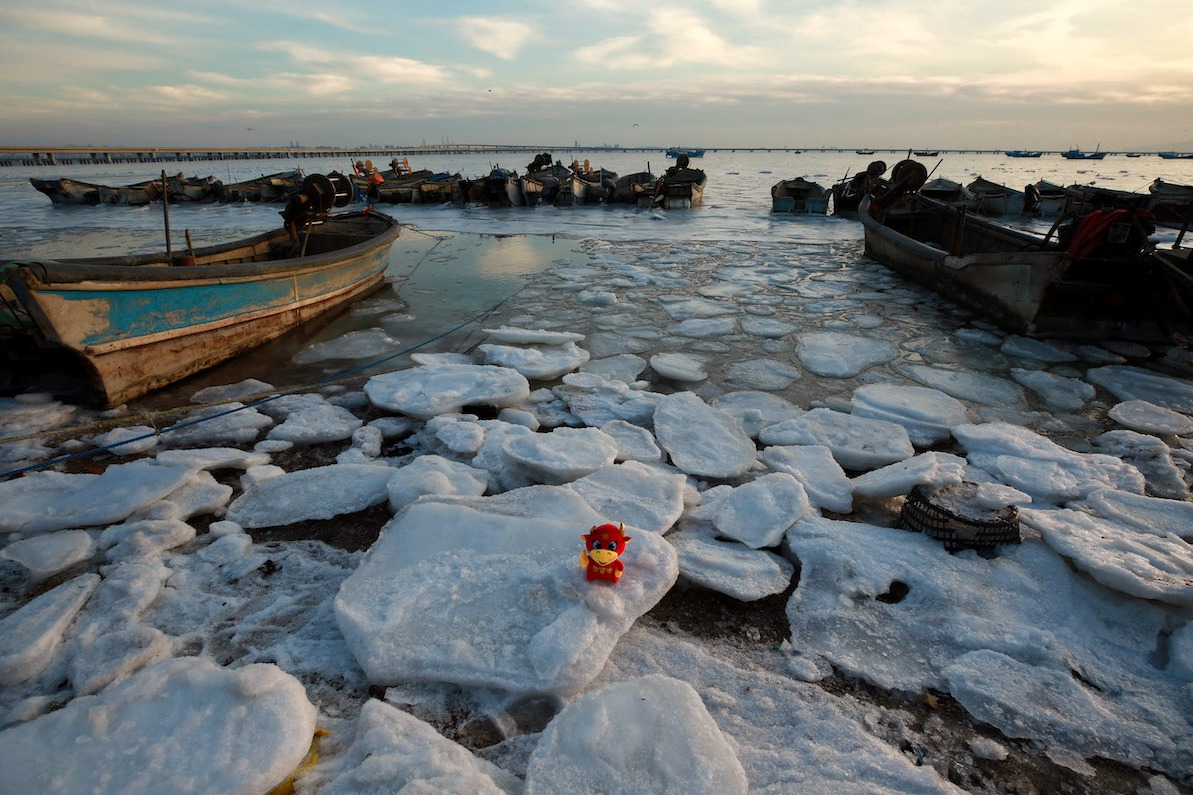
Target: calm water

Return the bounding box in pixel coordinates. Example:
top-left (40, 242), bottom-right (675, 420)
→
top-left (2, 151), bottom-right (1191, 408)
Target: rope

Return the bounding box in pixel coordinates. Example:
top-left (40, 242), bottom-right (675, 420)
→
top-left (0, 284), bottom-right (522, 482)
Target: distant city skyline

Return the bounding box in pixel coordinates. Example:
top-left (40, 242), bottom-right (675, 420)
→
top-left (1, 1), bottom-right (1190, 151)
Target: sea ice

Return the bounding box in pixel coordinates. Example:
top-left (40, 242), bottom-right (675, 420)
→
top-left (850, 384), bottom-right (969, 447)
top-left (524, 675), bottom-right (748, 795)
top-left (710, 390), bottom-right (805, 439)
top-left (784, 516), bottom-right (1191, 775)
top-left (0, 657), bottom-right (317, 795)
top-left (1021, 506), bottom-right (1193, 605)
top-left (301, 698), bottom-right (521, 794)
top-left (1087, 366), bottom-right (1193, 413)
top-left (477, 341), bottom-right (591, 381)
top-left (1000, 336), bottom-right (1078, 363)
top-left (483, 326), bottom-right (585, 345)
top-left (386, 454), bottom-right (489, 511)
top-left (953, 422), bottom-right (1145, 503)
top-left (502, 427), bottom-right (619, 485)
top-left (669, 532), bottom-right (794, 601)
top-left (292, 327), bottom-right (399, 363)
top-left (849, 452), bottom-right (966, 500)
top-left (724, 358), bottom-right (802, 390)
top-left (896, 364), bottom-right (1026, 408)
top-left (761, 444), bottom-right (854, 514)
top-left (653, 392), bottom-right (759, 479)
top-left (649, 352), bottom-right (708, 381)
top-left (580, 353), bottom-right (648, 383)
top-left (796, 331), bottom-right (899, 377)
top-left (598, 419), bottom-right (664, 463)
top-left (759, 408), bottom-right (914, 471)
top-left (552, 373), bottom-right (663, 428)
top-left (334, 487), bottom-right (678, 696)
top-left (1108, 399), bottom-right (1193, 436)
top-left (0, 574), bottom-right (97, 686)
top-left (566, 461), bottom-right (688, 534)
top-left (1077, 489), bottom-right (1193, 540)
top-left (0, 460), bottom-right (197, 534)
top-left (1094, 430), bottom-right (1190, 500)
top-left (226, 464), bottom-right (395, 528)
top-left (263, 394), bottom-right (363, 444)
top-left (1010, 368), bottom-right (1095, 411)
top-left (163, 402), bottom-right (274, 447)
top-left (0, 530), bottom-right (94, 581)
top-left (711, 472), bottom-right (814, 548)
top-left (365, 363), bottom-right (531, 419)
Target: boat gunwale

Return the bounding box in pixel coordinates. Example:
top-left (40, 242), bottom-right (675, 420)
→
top-left (6, 210), bottom-right (401, 286)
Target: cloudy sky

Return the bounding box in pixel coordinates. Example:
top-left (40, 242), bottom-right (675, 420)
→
top-left (1, 0), bottom-right (1190, 150)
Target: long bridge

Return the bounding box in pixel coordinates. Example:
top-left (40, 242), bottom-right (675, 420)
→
top-left (0, 144), bottom-right (1178, 167)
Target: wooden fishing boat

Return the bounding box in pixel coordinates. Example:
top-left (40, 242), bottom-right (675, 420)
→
top-left (519, 154), bottom-right (570, 206)
top-left (217, 169), bottom-right (305, 203)
top-left (29, 177), bottom-right (106, 205)
top-left (859, 184), bottom-right (1193, 341)
top-left (456, 167), bottom-right (522, 207)
top-left (966, 176), bottom-right (1027, 216)
top-left (1028, 180), bottom-right (1068, 216)
top-left (919, 177), bottom-right (975, 209)
top-left (414, 173), bottom-right (461, 204)
top-left (1145, 179), bottom-right (1193, 231)
top-left (568, 161), bottom-right (618, 205)
top-left (829, 160), bottom-right (888, 215)
top-left (651, 159), bottom-right (707, 209)
top-left (608, 171), bottom-right (656, 206)
top-left (1004, 150), bottom-right (1043, 158)
top-left (96, 179), bottom-right (164, 206)
top-left (1, 174), bottom-right (401, 406)
top-left (771, 177), bottom-right (829, 214)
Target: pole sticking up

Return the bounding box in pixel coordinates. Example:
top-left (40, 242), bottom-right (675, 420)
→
top-left (161, 170), bottom-right (173, 259)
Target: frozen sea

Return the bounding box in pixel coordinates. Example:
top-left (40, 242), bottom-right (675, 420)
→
top-left (1, 150), bottom-right (1193, 794)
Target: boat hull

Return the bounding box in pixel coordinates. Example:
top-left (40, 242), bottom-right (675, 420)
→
top-left (4, 211), bottom-right (400, 405)
top-left (860, 193), bottom-right (1193, 340)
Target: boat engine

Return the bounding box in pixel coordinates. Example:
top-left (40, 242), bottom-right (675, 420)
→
top-left (280, 172), bottom-right (354, 237)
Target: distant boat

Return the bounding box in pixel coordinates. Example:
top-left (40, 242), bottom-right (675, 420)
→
top-left (1061, 147), bottom-right (1107, 160)
top-left (1125, 153), bottom-right (1143, 158)
top-left (666, 147), bottom-right (705, 158)
top-left (1005, 150), bottom-right (1043, 158)
top-left (1159, 151), bottom-right (1193, 160)
top-left (771, 177), bottom-right (829, 214)
top-left (913, 150), bottom-right (940, 157)
top-left (855, 149), bottom-right (876, 155)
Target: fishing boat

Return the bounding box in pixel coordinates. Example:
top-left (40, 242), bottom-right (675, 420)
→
top-left (771, 177), bottom-right (829, 214)
top-left (829, 160), bottom-right (888, 214)
top-left (456, 167), bottom-right (523, 207)
top-left (414, 173), bottom-right (461, 205)
top-left (1004, 150), bottom-right (1043, 158)
top-left (855, 150), bottom-right (877, 156)
top-left (919, 177), bottom-right (975, 209)
top-left (859, 174), bottom-right (1193, 341)
top-left (1146, 179), bottom-right (1193, 230)
top-left (913, 150), bottom-right (940, 157)
top-left (1158, 152), bottom-right (1193, 160)
top-left (1, 173), bottom-right (401, 406)
top-left (666, 147), bottom-right (705, 159)
top-left (608, 171), bottom-right (657, 206)
top-left (30, 177), bottom-right (117, 205)
top-left (1061, 147), bottom-right (1107, 160)
top-left (966, 176), bottom-right (1027, 216)
top-left (568, 160), bottom-right (618, 205)
top-left (651, 157), bottom-right (707, 209)
top-left (1028, 180), bottom-right (1068, 216)
top-left (216, 169), bottom-right (305, 203)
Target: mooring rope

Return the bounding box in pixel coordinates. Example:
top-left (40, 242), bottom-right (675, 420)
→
top-left (0, 282), bottom-right (522, 482)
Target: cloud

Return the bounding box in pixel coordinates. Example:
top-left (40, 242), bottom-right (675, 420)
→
top-left (456, 17), bottom-right (534, 60)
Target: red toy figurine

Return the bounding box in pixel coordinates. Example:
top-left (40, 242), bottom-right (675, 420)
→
top-left (580, 523), bottom-right (632, 584)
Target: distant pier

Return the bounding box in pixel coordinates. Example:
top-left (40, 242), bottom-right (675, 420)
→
top-left (0, 144), bottom-right (1180, 167)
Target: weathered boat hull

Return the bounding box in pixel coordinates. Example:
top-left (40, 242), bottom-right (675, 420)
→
top-left (771, 178), bottom-right (829, 214)
top-left (859, 194), bottom-right (1193, 340)
top-left (29, 178), bottom-right (105, 205)
top-left (3, 211), bottom-right (400, 405)
top-left (653, 168), bottom-right (707, 209)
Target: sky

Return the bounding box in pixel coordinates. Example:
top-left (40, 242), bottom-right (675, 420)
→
top-left (1, 0), bottom-right (1191, 151)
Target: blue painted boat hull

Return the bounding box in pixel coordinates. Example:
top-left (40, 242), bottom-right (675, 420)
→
top-left (4, 211), bottom-right (400, 405)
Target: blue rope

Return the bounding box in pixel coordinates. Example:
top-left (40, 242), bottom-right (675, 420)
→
top-left (0, 291), bottom-right (517, 482)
